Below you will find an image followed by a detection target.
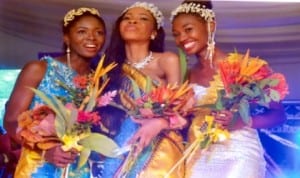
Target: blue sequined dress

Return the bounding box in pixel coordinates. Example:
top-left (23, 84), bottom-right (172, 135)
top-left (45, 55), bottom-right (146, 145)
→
top-left (15, 56), bottom-right (90, 178)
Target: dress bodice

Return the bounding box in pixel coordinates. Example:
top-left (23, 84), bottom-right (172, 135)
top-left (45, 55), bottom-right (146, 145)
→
top-left (30, 56), bottom-right (77, 108)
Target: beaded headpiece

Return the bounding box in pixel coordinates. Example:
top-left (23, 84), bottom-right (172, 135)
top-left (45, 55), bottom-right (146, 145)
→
top-left (170, 2), bottom-right (215, 22)
top-left (64, 7), bottom-right (101, 27)
top-left (122, 2), bottom-right (164, 29)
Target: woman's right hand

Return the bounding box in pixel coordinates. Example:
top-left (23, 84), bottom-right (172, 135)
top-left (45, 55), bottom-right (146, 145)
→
top-left (128, 118), bottom-right (169, 156)
top-left (44, 145), bottom-right (78, 168)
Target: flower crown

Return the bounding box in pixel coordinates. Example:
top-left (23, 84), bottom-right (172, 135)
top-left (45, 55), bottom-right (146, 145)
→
top-left (170, 2), bottom-right (215, 22)
top-left (64, 7), bottom-right (101, 27)
top-left (122, 2), bottom-right (164, 29)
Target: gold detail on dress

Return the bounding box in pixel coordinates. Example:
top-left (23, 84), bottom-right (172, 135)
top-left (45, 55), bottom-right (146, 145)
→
top-left (14, 148), bottom-right (44, 178)
top-left (186, 72), bottom-right (224, 178)
top-left (137, 132), bottom-right (185, 178)
top-left (121, 63), bottom-right (185, 178)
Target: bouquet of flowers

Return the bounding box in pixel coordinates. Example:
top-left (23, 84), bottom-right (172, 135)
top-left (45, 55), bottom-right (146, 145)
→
top-left (113, 80), bottom-right (195, 129)
top-left (165, 50), bottom-right (289, 177)
top-left (217, 50), bottom-right (289, 125)
top-left (110, 80), bottom-right (196, 177)
top-left (17, 55), bottom-right (119, 171)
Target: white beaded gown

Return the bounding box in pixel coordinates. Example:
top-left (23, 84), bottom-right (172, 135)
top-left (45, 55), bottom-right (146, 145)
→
top-left (188, 84), bottom-right (266, 178)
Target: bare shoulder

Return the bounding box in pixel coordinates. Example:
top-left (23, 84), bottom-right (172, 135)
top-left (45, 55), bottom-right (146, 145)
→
top-left (156, 51), bottom-right (179, 65)
top-left (19, 60), bottom-right (47, 82)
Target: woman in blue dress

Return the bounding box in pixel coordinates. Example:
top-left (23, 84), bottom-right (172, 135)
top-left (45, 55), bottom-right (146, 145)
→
top-left (4, 7), bottom-right (106, 178)
top-left (100, 2), bottom-right (186, 178)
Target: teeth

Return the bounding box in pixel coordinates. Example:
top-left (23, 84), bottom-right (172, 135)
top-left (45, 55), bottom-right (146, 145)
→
top-left (184, 42), bottom-right (194, 49)
top-left (86, 44), bottom-right (96, 48)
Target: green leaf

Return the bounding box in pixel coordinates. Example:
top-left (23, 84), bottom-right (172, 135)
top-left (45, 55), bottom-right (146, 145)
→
top-left (241, 86), bottom-right (256, 97)
top-left (178, 48), bottom-right (188, 83)
top-left (86, 88), bottom-right (97, 112)
top-left (268, 79), bottom-right (279, 87)
top-left (239, 99), bottom-right (251, 125)
top-left (129, 77), bottom-right (141, 99)
top-left (77, 148), bottom-right (91, 169)
top-left (269, 89), bottom-right (281, 102)
top-left (79, 133), bottom-right (120, 157)
top-left (145, 76), bottom-right (153, 93)
top-left (215, 90), bottom-right (225, 110)
top-left (29, 88), bottom-right (64, 119)
top-left (54, 115), bottom-right (65, 138)
top-left (52, 97), bottom-right (69, 122)
top-left (67, 107), bottom-right (78, 133)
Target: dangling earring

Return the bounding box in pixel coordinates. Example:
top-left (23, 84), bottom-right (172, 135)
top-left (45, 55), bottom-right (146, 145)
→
top-left (205, 22), bottom-right (215, 68)
top-left (151, 34), bottom-right (155, 40)
top-left (66, 46), bottom-right (71, 68)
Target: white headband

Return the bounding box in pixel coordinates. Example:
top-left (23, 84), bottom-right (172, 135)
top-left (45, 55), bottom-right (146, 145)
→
top-left (122, 1), bottom-right (164, 29)
top-left (170, 2), bottom-right (215, 22)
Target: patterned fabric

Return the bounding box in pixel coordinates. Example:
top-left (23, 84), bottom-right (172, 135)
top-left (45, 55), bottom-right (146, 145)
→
top-left (15, 56), bottom-right (90, 178)
top-left (102, 64), bottom-right (184, 178)
top-left (187, 74), bottom-right (266, 178)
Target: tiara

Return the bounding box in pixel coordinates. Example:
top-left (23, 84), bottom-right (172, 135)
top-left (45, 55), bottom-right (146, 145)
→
top-left (122, 2), bottom-right (164, 29)
top-left (64, 7), bottom-right (101, 27)
top-left (170, 2), bottom-right (215, 22)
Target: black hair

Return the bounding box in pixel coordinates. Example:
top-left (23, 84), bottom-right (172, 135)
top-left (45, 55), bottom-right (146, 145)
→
top-left (104, 11), bottom-right (165, 91)
top-left (182, 0), bottom-right (213, 9)
top-left (100, 9), bottom-right (166, 134)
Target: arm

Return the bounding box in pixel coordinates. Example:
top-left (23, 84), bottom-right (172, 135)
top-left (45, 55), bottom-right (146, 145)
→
top-left (215, 101), bottom-right (287, 130)
top-left (160, 51), bottom-right (181, 85)
top-left (130, 52), bottom-right (183, 154)
top-left (4, 60), bottom-right (46, 143)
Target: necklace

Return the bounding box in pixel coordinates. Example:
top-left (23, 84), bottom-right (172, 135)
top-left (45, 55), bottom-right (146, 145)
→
top-left (126, 51), bottom-right (153, 69)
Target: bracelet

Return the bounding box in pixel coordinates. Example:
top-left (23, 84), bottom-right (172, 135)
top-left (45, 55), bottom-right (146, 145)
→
top-left (2, 153), bottom-right (9, 164)
top-left (41, 150), bottom-right (46, 160)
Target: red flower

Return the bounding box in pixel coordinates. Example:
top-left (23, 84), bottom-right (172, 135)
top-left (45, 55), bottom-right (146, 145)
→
top-left (269, 73), bottom-right (289, 100)
top-left (73, 75), bottom-right (90, 89)
top-left (77, 110), bottom-right (101, 125)
top-left (252, 65), bottom-right (273, 81)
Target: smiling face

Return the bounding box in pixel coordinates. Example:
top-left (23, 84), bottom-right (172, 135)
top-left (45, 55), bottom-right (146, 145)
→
top-left (172, 13), bottom-right (209, 55)
top-left (120, 7), bottom-right (157, 42)
top-left (64, 15), bottom-right (105, 59)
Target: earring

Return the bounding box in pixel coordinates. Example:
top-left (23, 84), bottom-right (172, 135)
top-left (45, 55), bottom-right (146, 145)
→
top-left (66, 46), bottom-right (71, 68)
top-left (205, 22), bottom-right (215, 68)
top-left (151, 34), bottom-right (155, 40)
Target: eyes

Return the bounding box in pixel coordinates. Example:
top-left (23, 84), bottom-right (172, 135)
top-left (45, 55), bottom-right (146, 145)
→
top-left (172, 26), bottom-right (193, 38)
top-left (122, 14), bottom-right (151, 22)
top-left (77, 28), bottom-right (105, 37)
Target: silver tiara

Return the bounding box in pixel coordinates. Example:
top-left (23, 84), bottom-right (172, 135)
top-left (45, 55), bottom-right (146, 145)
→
top-left (122, 1), bottom-right (164, 29)
top-left (170, 2), bottom-right (215, 22)
top-left (64, 7), bottom-right (101, 27)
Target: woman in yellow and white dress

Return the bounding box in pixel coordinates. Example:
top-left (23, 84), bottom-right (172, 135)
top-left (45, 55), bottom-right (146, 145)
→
top-left (171, 1), bottom-right (287, 178)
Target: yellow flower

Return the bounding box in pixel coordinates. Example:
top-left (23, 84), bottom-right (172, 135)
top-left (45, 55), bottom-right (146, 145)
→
top-left (61, 133), bottom-right (89, 151)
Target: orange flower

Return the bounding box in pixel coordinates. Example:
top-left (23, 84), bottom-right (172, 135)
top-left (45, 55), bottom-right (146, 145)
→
top-left (252, 65), bottom-right (273, 81)
top-left (150, 86), bottom-right (173, 103)
top-left (17, 105), bottom-right (60, 150)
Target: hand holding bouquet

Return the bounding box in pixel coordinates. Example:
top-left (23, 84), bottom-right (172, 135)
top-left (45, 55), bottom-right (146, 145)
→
top-left (17, 55), bottom-right (119, 170)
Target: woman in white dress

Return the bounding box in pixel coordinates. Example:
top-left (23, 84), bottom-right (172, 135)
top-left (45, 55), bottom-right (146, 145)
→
top-left (170, 1), bottom-right (287, 178)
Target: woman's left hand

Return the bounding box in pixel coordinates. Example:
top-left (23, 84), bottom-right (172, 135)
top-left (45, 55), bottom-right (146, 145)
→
top-left (128, 118), bottom-right (169, 156)
top-left (213, 110), bottom-right (246, 130)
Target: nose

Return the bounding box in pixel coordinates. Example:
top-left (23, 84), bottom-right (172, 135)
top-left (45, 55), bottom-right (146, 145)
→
top-left (128, 18), bottom-right (137, 24)
top-left (87, 31), bottom-right (95, 40)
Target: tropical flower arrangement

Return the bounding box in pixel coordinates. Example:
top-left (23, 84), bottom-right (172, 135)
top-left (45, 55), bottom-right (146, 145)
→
top-left (110, 80), bottom-right (196, 177)
top-left (217, 50), bottom-right (289, 125)
top-left (165, 50), bottom-right (289, 177)
top-left (113, 80), bottom-right (195, 129)
top-left (16, 55), bottom-right (119, 171)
